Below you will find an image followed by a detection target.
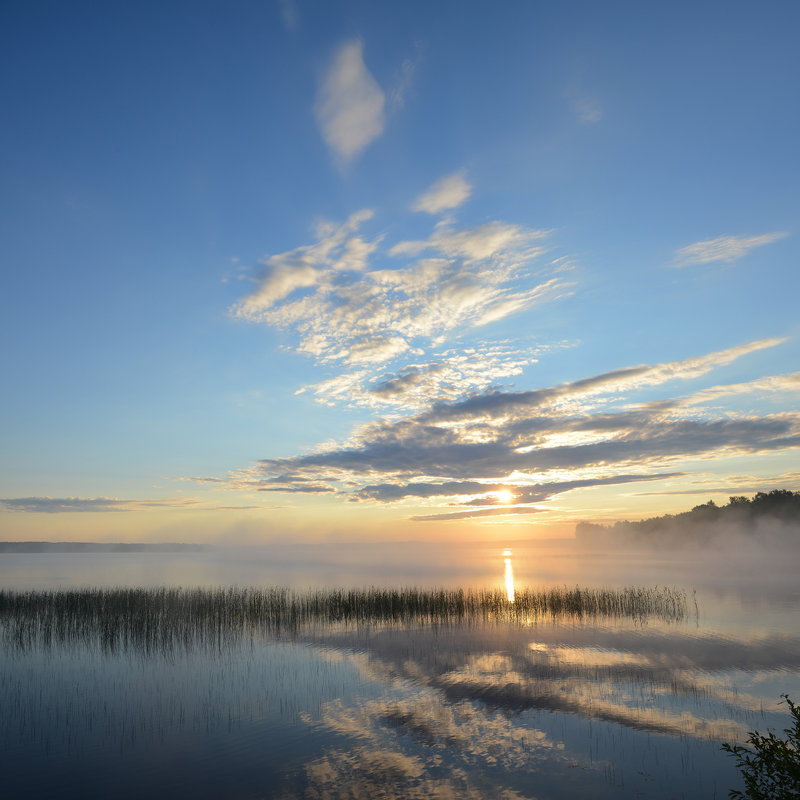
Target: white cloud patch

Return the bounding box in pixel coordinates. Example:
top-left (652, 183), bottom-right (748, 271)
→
top-left (411, 172), bottom-right (472, 214)
top-left (315, 39), bottom-right (386, 163)
top-left (673, 232), bottom-right (788, 266)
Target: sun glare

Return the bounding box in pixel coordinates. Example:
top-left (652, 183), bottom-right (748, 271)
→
top-left (495, 489), bottom-right (514, 504)
top-left (503, 549), bottom-right (515, 603)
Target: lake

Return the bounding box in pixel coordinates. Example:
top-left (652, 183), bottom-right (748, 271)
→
top-left (1, 539), bottom-right (799, 799)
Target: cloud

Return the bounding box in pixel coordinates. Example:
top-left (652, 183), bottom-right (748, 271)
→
top-left (413, 337), bottom-right (784, 425)
top-left (411, 172), bottom-right (472, 214)
top-left (411, 506), bottom-right (546, 522)
top-left (675, 371), bottom-right (800, 408)
top-left (0, 496), bottom-right (281, 513)
top-left (315, 40), bottom-right (386, 163)
top-left (0, 497), bottom-right (204, 513)
top-left (673, 232), bottom-right (788, 266)
top-left (232, 207), bottom-right (569, 375)
top-left (233, 210), bottom-right (374, 320)
top-left (278, 0), bottom-right (297, 30)
top-left (296, 342), bottom-right (560, 410)
top-left (257, 411), bottom-right (797, 486)
top-left (257, 482), bottom-right (335, 494)
top-left (388, 46), bottom-right (423, 111)
top-left (235, 339), bottom-right (799, 517)
top-left (359, 472), bottom-right (681, 504)
top-left (572, 95), bottom-right (603, 124)
top-left (389, 219), bottom-right (548, 262)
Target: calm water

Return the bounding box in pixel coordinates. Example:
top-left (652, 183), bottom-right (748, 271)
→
top-left (2, 540), bottom-right (799, 799)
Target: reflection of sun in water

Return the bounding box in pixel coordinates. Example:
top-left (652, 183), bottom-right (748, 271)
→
top-left (503, 549), bottom-right (515, 603)
top-left (495, 489), bottom-right (514, 504)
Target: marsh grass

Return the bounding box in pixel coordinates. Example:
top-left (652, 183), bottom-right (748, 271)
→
top-left (0, 585), bottom-right (687, 654)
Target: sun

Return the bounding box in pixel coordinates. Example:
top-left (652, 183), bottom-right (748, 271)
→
top-left (495, 489), bottom-right (514, 504)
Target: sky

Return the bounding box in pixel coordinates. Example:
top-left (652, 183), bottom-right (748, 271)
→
top-left (1, 0), bottom-right (799, 544)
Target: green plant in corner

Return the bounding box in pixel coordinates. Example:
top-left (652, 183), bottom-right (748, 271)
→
top-left (722, 695), bottom-right (800, 799)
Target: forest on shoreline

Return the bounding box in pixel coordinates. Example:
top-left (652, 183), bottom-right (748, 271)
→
top-left (576, 489), bottom-right (800, 549)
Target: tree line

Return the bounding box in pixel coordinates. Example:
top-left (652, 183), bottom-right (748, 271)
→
top-left (575, 490), bottom-right (800, 547)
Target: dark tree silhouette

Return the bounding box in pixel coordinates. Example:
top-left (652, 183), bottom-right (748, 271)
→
top-left (722, 695), bottom-right (800, 800)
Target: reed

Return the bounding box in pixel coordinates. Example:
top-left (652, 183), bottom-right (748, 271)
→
top-left (0, 585), bottom-right (687, 654)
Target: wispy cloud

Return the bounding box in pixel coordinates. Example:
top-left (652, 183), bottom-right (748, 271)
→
top-left (231, 203), bottom-right (571, 379)
top-left (0, 497), bottom-right (202, 513)
top-left (570, 93), bottom-right (603, 124)
top-left (412, 337), bottom-right (784, 424)
top-left (296, 342), bottom-right (566, 410)
top-left (411, 172), bottom-right (472, 214)
top-left (315, 40), bottom-right (386, 163)
top-left (675, 371), bottom-right (800, 408)
top-left (360, 473), bottom-right (681, 504)
top-left (388, 45), bottom-right (423, 111)
top-left (632, 471), bottom-right (800, 497)
top-left (0, 496), bottom-right (279, 513)
top-left (673, 232), bottom-right (788, 266)
top-left (278, 0), bottom-right (297, 31)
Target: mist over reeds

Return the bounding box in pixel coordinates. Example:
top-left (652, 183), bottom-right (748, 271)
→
top-left (0, 585), bottom-right (687, 655)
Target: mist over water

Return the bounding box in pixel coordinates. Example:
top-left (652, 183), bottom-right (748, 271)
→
top-left (2, 537), bottom-right (799, 799)
top-left (3, 532), bottom-right (798, 592)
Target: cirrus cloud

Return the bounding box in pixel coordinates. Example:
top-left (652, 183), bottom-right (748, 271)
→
top-left (673, 232), bottom-right (788, 266)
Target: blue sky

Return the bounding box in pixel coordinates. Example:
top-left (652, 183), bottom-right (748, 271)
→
top-left (1, 0), bottom-right (798, 542)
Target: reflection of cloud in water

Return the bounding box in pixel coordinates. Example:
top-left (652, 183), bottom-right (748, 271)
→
top-left (311, 622), bottom-right (800, 748)
top-left (289, 686), bottom-right (569, 800)
top-left (291, 744), bottom-right (534, 800)
top-left (440, 654), bottom-right (749, 741)
top-left (285, 618), bottom-right (791, 799)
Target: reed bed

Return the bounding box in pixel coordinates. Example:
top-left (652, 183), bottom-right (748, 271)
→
top-left (0, 585), bottom-right (687, 654)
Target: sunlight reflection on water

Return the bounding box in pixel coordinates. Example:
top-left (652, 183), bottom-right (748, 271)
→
top-left (503, 548), bottom-right (515, 602)
top-left (1, 541), bottom-right (799, 799)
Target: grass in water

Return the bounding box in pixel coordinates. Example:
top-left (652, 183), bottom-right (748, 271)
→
top-left (0, 585), bottom-right (687, 653)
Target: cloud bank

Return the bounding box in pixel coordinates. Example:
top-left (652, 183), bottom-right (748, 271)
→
top-left (219, 338), bottom-right (799, 521)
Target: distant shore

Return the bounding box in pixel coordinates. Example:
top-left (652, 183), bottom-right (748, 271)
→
top-left (0, 542), bottom-right (205, 553)
top-left (575, 489), bottom-right (800, 548)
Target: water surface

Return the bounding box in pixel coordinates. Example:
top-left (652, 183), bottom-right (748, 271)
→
top-left (2, 540), bottom-right (798, 799)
